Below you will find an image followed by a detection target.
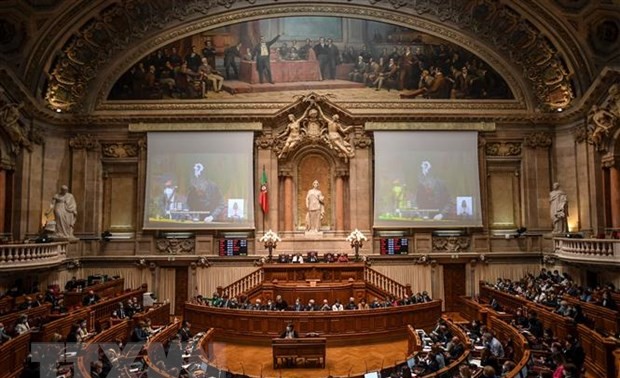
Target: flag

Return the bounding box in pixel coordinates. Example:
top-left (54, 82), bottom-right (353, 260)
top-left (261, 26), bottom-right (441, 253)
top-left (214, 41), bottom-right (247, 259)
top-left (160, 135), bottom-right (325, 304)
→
top-left (259, 166), bottom-right (268, 213)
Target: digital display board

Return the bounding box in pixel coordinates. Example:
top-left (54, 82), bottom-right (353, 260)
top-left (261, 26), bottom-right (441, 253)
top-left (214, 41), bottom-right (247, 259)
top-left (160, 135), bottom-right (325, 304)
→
top-left (379, 238), bottom-right (409, 255)
top-left (218, 239), bottom-right (248, 256)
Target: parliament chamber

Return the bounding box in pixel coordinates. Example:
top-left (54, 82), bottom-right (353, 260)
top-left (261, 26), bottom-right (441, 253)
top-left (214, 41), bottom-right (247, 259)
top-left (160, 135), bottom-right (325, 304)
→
top-left (0, 0), bottom-right (620, 377)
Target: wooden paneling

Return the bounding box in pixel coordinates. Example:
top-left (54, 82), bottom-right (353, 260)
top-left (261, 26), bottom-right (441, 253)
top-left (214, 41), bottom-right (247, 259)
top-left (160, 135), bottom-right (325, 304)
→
top-left (103, 171), bottom-right (137, 232)
top-left (488, 163), bottom-right (521, 229)
top-left (578, 324), bottom-right (618, 378)
top-left (184, 300), bottom-right (442, 344)
top-left (443, 263), bottom-right (466, 312)
top-left (174, 267), bottom-right (188, 316)
top-left (64, 278), bottom-right (125, 308)
top-left (0, 332), bottom-right (30, 378)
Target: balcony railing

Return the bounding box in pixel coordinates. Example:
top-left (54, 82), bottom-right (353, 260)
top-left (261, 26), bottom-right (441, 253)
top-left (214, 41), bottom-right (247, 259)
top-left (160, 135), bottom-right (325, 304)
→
top-left (0, 242), bottom-right (67, 270)
top-left (553, 237), bottom-right (620, 264)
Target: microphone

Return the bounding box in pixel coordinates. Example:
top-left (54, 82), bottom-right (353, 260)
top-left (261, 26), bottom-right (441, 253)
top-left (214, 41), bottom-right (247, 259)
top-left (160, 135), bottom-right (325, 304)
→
top-left (240, 362), bottom-right (245, 375)
top-left (348, 366), bottom-right (353, 377)
top-left (365, 360), bottom-right (368, 373)
top-left (260, 363), bottom-right (264, 378)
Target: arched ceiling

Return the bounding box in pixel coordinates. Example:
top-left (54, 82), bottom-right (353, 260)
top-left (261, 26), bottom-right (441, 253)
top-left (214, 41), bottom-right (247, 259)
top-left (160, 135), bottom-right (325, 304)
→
top-left (0, 0), bottom-right (618, 122)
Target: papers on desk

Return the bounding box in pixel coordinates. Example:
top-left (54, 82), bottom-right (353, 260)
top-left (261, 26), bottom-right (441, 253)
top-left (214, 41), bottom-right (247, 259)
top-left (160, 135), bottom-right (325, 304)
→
top-left (422, 346), bottom-right (432, 352)
top-left (63, 352), bottom-right (77, 358)
top-left (474, 345), bottom-right (485, 351)
top-left (470, 358), bottom-right (482, 367)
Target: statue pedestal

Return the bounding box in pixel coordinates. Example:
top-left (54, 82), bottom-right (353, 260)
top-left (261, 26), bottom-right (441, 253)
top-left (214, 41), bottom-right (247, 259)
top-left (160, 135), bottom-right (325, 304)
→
top-left (304, 230), bottom-right (323, 238)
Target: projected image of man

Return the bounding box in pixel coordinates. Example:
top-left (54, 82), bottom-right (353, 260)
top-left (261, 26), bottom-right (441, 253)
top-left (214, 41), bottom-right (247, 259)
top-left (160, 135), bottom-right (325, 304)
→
top-left (415, 160), bottom-right (451, 220)
top-left (187, 163), bottom-right (225, 222)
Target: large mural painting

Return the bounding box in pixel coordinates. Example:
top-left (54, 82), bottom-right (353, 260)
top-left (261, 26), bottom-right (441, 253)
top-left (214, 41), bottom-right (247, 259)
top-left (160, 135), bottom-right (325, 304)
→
top-left (108, 16), bottom-right (513, 101)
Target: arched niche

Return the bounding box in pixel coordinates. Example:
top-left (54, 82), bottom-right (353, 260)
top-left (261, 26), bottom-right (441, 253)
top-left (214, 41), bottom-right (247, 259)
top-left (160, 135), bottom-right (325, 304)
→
top-left (279, 144), bottom-right (349, 232)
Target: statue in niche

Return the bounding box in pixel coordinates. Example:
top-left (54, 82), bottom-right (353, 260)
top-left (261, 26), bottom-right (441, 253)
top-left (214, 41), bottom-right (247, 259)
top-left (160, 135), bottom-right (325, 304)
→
top-left (46, 185), bottom-right (78, 240)
top-left (305, 180), bottom-right (325, 232)
top-left (549, 182), bottom-right (568, 235)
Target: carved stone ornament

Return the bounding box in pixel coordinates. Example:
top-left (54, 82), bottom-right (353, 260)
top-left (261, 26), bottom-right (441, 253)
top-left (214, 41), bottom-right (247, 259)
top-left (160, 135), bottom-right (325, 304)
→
top-left (40, 0), bottom-right (579, 113)
top-left (432, 236), bottom-right (471, 252)
top-left (0, 99), bottom-right (33, 154)
top-left (354, 133), bottom-right (373, 149)
top-left (573, 124), bottom-right (588, 144)
top-left (155, 237), bottom-right (195, 254)
top-left (485, 141), bottom-right (522, 157)
top-left (255, 133), bottom-right (274, 150)
top-left (274, 93), bottom-right (355, 162)
top-left (102, 142), bottom-right (139, 158)
top-left (524, 131), bottom-right (552, 149)
top-left (586, 83), bottom-right (620, 152)
top-left (69, 134), bottom-right (99, 150)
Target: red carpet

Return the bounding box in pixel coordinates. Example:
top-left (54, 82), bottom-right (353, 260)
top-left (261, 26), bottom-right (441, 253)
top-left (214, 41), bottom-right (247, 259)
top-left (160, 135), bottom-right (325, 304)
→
top-left (222, 79), bottom-right (365, 94)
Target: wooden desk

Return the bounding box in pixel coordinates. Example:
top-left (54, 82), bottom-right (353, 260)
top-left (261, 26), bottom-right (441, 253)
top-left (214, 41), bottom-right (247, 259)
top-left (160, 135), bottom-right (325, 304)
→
top-left (184, 300), bottom-right (442, 344)
top-left (0, 332), bottom-right (30, 378)
top-left (272, 337), bottom-right (326, 368)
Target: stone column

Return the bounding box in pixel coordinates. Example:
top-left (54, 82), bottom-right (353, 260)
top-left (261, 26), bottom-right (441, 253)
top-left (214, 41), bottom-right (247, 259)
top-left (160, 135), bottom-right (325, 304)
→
top-left (335, 170), bottom-right (348, 232)
top-left (606, 159), bottom-right (620, 229)
top-left (281, 171), bottom-right (294, 232)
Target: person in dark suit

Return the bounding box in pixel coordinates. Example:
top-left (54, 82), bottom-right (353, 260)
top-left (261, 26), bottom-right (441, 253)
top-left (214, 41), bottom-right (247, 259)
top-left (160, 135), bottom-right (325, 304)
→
top-left (131, 321), bottom-right (149, 342)
top-left (178, 320), bottom-right (192, 342)
top-left (600, 290), bottom-right (617, 309)
top-left (82, 290), bottom-right (100, 306)
top-left (279, 323), bottom-right (298, 339)
top-left (252, 34), bottom-right (281, 84)
top-left (0, 322), bottom-right (11, 343)
top-left (313, 37), bottom-right (329, 80)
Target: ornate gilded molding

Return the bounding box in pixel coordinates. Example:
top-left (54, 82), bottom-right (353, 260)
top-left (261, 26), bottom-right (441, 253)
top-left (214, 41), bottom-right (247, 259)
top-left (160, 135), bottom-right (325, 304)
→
top-left (485, 141), bottom-right (522, 157)
top-left (524, 131), bottom-right (552, 149)
top-left (155, 238), bottom-right (195, 255)
top-left (432, 236), bottom-right (471, 252)
top-left (353, 132), bottom-right (372, 149)
top-left (101, 142), bottom-right (139, 158)
top-left (69, 134), bottom-right (99, 150)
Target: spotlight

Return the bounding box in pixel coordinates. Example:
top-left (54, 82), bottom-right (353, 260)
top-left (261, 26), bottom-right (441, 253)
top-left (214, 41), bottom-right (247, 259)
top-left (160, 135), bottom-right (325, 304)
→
top-left (55, 108), bottom-right (62, 113)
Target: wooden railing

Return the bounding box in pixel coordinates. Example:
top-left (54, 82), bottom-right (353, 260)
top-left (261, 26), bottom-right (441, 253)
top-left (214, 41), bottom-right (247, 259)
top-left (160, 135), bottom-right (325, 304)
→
top-left (578, 324), bottom-right (618, 378)
top-left (364, 266), bottom-right (411, 299)
top-left (0, 331), bottom-right (31, 378)
top-left (0, 303), bottom-right (51, 334)
top-left (406, 324), bottom-right (422, 356)
top-left (0, 241), bottom-right (67, 270)
top-left (76, 319), bottom-right (133, 378)
top-left (64, 278), bottom-right (125, 308)
top-left (562, 295), bottom-right (620, 335)
top-left (220, 268), bottom-right (263, 298)
top-left (554, 238), bottom-right (620, 264)
top-left (133, 302), bottom-right (171, 327)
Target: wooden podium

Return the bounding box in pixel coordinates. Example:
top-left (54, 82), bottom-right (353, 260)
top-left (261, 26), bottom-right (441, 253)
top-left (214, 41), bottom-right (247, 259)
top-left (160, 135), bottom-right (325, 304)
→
top-left (272, 337), bottom-right (327, 368)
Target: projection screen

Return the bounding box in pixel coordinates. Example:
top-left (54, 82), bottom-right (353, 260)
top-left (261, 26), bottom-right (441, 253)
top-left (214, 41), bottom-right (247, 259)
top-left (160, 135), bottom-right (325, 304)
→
top-left (144, 132), bottom-right (254, 230)
top-left (374, 131), bottom-right (482, 228)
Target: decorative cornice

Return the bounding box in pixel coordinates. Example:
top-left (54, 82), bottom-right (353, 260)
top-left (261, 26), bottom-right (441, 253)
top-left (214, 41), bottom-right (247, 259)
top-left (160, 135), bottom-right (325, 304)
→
top-left (485, 141), bottom-right (522, 157)
top-left (101, 142), bottom-right (139, 158)
top-left (524, 131), bottom-right (552, 149)
top-left (432, 236), bottom-right (471, 252)
top-left (155, 238), bottom-right (195, 255)
top-left (69, 133), bottom-right (99, 150)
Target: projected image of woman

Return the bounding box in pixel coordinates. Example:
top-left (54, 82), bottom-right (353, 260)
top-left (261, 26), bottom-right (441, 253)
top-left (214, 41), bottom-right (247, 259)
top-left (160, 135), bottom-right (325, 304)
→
top-left (187, 163), bottom-right (226, 222)
top-left (415, 160), bottom-right (451, 220)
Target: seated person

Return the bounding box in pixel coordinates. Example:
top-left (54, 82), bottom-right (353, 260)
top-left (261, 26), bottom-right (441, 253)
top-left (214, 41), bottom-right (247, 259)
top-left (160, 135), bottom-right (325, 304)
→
top-left (82, 290), bottom-right (100, 306)
top-left (291, 253), bottom-right (304, 263)
top-left (280, 323), bottom-right (298, 339)
top-left (357, 298), bottom-right (370, 310)
top-left (278, 254), bottom-right (290, 263)
top-left (305, 299), bottom-right (318, 311)
top-left (14, 314), bottom-right (31, 334)
top-left (319, 299), bottom-right (332, 311)
top-left (324, 253), bottom-right (335, 263)
top-left (292, 297), bottom-right (304, 311)
top-left (345, 297), bottom-right (357, 310)
top-left (178, 320), bottom-right (192, 342)
top-left (76, 319), bottom-right (94, 342)
top-left (307, 252), bottom-right (319, 263)
top-left (337, 253), bottom-right (349, 263)
top-left (332, 299), bottom-right (344, 311)
top-left (0, 322), bottom-right (11, 343)
top-left (131, 321), bottom-right (149, 342)
top-left (274, 295), bottom-right (288, 311)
